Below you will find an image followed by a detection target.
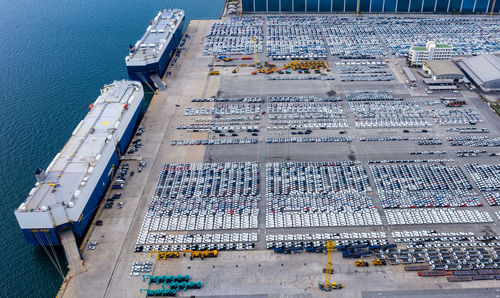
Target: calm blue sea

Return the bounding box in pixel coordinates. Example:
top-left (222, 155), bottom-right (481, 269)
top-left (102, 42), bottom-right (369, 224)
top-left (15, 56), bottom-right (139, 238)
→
top-left (0, 0), bottom-right (223, 296)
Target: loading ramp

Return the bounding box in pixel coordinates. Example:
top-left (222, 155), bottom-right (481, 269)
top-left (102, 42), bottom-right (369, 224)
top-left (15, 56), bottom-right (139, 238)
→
top-left (59, 229), bottom-right (86, 277)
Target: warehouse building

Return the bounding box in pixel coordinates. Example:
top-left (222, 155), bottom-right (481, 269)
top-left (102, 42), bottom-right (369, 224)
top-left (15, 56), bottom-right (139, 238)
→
top-left (458, 55), bottom-right (500, 92)
top-left (422, 60), bottom-right (464, 82)
top-left (422, 77), bottom-right (457, 90)
top-left (403, 67), bottom-right (417, 83)
top-left (242, 0), bottom-right (500, 13)
top-left (423, 78), bottom-right (454, 85)
top-left (409, 41), bottom-right (453, 66)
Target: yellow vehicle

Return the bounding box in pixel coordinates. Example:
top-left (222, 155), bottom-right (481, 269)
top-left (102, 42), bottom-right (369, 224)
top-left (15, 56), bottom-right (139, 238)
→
top-left (217, 56), bottom-right (233, 62)
top-left (372, 259), bottom-right (387, 266)
top-left (265, 68), bottom-right (275, 74)
top-left (190, 251), bottom-right (202, 260)
top-left (157, 251), bottom-right (180, 260)
top-left (150, 250), bottom-right (180, 260)
top-left (319, 282), bottom-right (344, 291)
top-left (232, 67), bottom-right (239, 73)
top-left (264, 61), bottom-right (276, 68)
top-left (183, 249), bottom-right (218, 260)
top-left (208, 70), bottom-right (219, 76)
top-left (283, 60), bottom-right (328, 72)
top-left (330, 282), bottom-right (344, 289)
top-left (354, 259), bottom-right (369, 267)
top-left (200, 250), bottom-right (218, 259)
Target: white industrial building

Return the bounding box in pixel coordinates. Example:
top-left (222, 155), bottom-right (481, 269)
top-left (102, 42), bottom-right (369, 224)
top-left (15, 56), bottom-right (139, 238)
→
top-left (458, 55), bottom-right (500, 92)
top-left (422, 60), bottom-right (464, 82)
top-left (409, 41), bottom-right (453, 66)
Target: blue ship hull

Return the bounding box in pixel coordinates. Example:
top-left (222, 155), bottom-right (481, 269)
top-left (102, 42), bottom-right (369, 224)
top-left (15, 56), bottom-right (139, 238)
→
top-left (117, 99), bottom-right (143, 155)
top-left (127, 18), bottom-right (184, 89)
top-left (21, 97), bottom-right (144, 246)
top-left (22, 228), bottom-right (60, 246)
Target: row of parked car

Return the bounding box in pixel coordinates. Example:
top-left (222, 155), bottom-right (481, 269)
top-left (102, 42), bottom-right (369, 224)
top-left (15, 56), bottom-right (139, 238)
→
top-left (135, 242), bottom-right (256, 253)
top-left (465, 164), bottom-right (500, 191)
top-left (385, 209), bottom-right (493, 225)
top-left (266, 209), bottom-right (383, 229)
top-left (350, 101), bottom-right (431, 128)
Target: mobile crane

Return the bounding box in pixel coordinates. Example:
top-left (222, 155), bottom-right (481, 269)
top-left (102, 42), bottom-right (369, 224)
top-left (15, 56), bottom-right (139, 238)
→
top-left (319, 240), bottom-right (344, 291)
top-left (253, 37), bottom-right (261, 68)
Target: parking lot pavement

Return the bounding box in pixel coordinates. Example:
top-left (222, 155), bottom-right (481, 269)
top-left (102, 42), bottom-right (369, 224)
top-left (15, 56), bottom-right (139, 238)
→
top-left (62, 14), bottom-right (500, 298)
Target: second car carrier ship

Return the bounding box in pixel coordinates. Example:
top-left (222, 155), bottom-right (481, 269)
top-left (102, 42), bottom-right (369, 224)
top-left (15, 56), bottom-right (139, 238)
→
top-left (15, 9), bottom-right (185, 246)
top-left (126, 9), bottom-right (185, 90)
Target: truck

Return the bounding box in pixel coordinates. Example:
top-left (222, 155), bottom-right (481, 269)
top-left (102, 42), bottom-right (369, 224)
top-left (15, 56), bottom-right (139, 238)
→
top-left (112, 184), bottom-right (124, 189)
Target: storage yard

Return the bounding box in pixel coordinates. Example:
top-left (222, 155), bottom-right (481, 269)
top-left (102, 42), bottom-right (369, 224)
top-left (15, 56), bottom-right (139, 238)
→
top-left (61, 14), bottom-right (500, 298)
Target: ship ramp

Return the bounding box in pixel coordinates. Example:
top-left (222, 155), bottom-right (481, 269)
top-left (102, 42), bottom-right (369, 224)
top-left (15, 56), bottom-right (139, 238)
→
top-left (150, 74), bottom-right (167, 90)
top-left (60, 229), bottom-right (86, 277)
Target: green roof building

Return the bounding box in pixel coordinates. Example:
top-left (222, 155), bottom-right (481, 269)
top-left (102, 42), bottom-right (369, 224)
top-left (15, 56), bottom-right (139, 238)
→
top-left (409, 41), bottom-right (453, 66)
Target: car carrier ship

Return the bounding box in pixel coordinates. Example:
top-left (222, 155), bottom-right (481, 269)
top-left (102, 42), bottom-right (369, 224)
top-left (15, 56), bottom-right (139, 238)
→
top-left (15, 80), bottom-right (144, 245)
top-left (125, 9), bottom-right (185, 90)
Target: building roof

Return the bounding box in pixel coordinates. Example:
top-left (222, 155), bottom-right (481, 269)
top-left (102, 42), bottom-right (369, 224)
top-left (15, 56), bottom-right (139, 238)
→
top-left (417, 69), bottom-right (431, 78)
top-left (423, 78), bottom-right (454, 85)
top-left (458, 55), bottom-right (500, 92)
top-left (411, 42), bottom-right (452, 52)
top-left (403, 67), bottom-right (417, 82)
top-left (423, 60), bottom-right (463, 77)
top-left (428, 85), bottom-right (457, 90)
top-left (412, 46), bottom-right (427, 51)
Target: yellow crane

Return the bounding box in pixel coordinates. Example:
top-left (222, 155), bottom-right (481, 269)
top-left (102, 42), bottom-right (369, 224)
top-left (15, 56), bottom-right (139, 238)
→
top-left (253, 37), bottom-right (261, 67)
top-left (325, 240), bottom-right (334, 286)
top-left (319, 240), bottom-right (343, 291)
